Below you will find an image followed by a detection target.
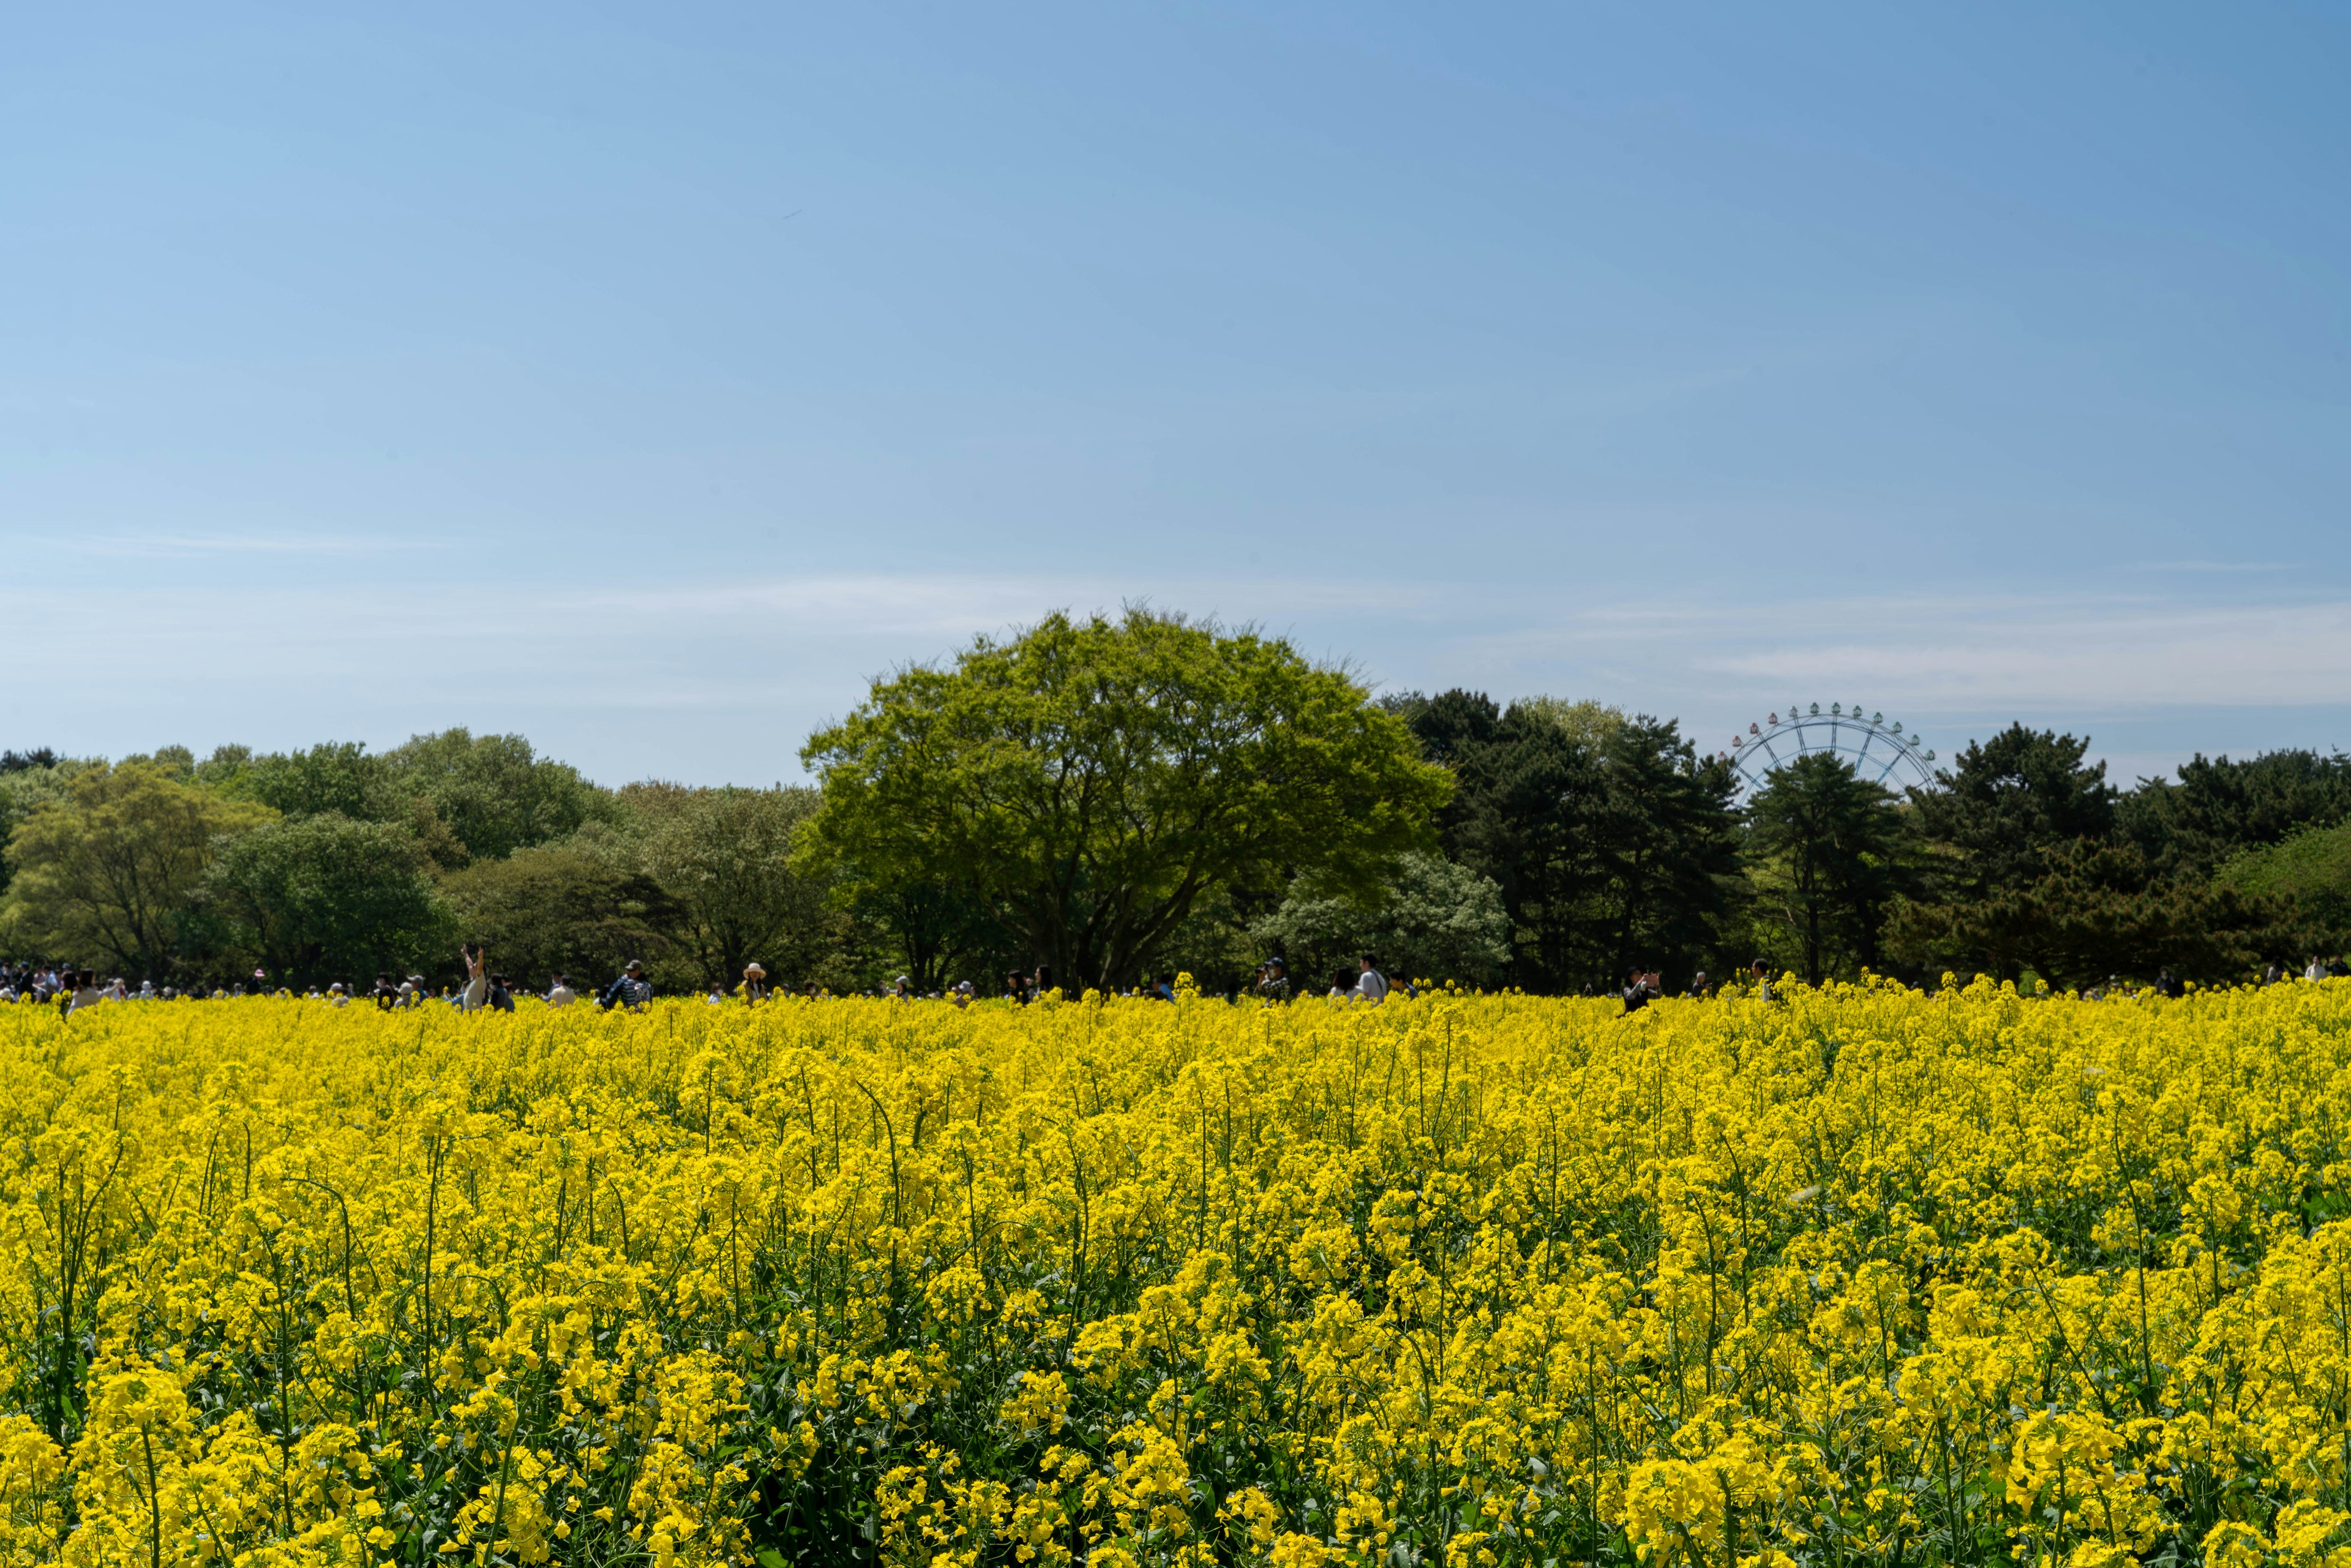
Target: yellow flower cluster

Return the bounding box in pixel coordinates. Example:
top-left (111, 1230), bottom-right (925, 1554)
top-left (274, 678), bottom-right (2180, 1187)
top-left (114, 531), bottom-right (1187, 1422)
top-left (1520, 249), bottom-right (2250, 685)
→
top-left (4, 977), bottom-right (2351, 1566)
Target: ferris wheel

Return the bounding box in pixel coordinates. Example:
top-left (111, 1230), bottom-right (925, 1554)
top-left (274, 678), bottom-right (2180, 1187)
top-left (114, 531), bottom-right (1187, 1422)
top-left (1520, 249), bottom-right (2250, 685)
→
top-left (1718, 703), bottom-right (1937, 801)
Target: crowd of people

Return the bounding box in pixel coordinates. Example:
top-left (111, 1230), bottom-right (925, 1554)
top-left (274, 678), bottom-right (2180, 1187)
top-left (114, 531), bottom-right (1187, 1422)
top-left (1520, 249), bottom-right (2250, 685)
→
top-left (9, 947), bottom-right (2339, 1018)
top-left (0, 950), bottom-right (1434, 1015)
top-left (1242, 953), bottom-right (1412, 1003)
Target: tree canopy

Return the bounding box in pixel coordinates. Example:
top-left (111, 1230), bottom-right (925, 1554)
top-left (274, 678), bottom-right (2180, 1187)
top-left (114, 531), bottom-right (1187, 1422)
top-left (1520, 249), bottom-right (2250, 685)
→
top-left (1892, 838), bottom-right (2281, 990)
top-left (3, 632), bottom-right (2345, 996)
top-left (623, 783), bottom-right (835, 990)
top-left (1906, 723), bottom-right (2115, 901)
top-left (1397, 691), bottom-right (1736, 990)
top-left (2120, 749), bottom-right (2351, 879)
top-left (380, 729), bottom-right (606, 864)
top-left (1, 763), bottom-right (276, 978)
top-left (800, 610), bottom-right (1451, 990)
top-left (204, 812), bottom-right (451, 986)
top-left (441, 842), bottom-right (681, 992)
top-left (1250, 851), bottom-right (1511, 990)
top-left (1747, 752), bottom-right (1909, 983)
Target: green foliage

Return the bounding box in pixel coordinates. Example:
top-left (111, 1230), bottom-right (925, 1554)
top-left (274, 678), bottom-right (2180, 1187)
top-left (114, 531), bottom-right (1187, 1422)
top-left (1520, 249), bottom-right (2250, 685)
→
top-left (2121, 748), bottom-right (2351, 878)
top-left (441, 840), bottom-right (681, 992)
top-left (1891, 838), bottom-right (2282, 989)
top-left (1895, 730), bottom-right (2341, 985)
top-left (0, 756), bottom-right (92, 900)
top-left (621, 783), bottom-right (840, 990)
top-left (1405, 691), bottom-right (1737, 990)
top-left (1746, 752), bottom-right (1910, 983)
top-left (2219, 819), bottom-right (2351, 946)
top-left (0, 762), bottom-right (276, 978)
top-left (1250, 850), bottom-right (1511, 989)
top-left (800, 609), bottom-right (1451, 991)
top-left (1907, 722), bottom-right (2115, 901)
top-left (233, 741), bottom-right (400, 822)
top-left (1509, 694), bottom-right (1627, 752)
top-left (1592, 715), bottom-right (1743, 977)
top-left (381, 729), bottom-right (606, 863)
top-left (6, 671), bottom-right (2342, 1002)
top-left (841, 875), bottom-right (1012, 993)
top-left (203, 812), bottom-right (452, 986)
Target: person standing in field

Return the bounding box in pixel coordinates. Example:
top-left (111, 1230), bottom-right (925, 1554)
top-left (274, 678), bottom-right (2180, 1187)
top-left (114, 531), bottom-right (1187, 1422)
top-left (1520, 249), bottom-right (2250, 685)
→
top-left (547, 973), bottom-right (577, 1007)
top-left (66, 969), bottom-right (104, 1016)
top-left (743, 962), bottom-right (770, 1003)
top-left (1621, 967), bottom-right (1662, 1015)
top-left (458, 945), bottom-right (489, 1011)
top-left (1354, 954), bottom-right (1389, 1003)
top-left (600, 959), bottom-right (652, 1011)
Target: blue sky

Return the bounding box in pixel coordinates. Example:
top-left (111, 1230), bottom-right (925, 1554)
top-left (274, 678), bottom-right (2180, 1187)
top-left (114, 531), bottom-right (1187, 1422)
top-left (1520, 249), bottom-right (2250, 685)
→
top-left (6, 3), bottom-right (2347, 787)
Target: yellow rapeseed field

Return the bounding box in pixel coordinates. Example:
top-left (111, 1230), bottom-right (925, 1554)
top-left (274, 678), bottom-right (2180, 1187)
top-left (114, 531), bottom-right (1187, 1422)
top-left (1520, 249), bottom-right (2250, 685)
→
top-left (4, 980), bottom-right (2351, 1567)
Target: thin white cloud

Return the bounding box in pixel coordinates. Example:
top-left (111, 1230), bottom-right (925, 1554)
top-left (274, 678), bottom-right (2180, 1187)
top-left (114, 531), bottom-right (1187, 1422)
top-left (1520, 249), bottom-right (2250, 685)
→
top-left (1696, 601), bottom-right (2351, 711)
top-left (6, 574), bottom-right (2347, 786)
top-left (70, 533), bottom-right (438, 558)
top-left (2124, 560), bottom-right (2295, 575)
top-left (570, 574), bottom-right (1427, 628)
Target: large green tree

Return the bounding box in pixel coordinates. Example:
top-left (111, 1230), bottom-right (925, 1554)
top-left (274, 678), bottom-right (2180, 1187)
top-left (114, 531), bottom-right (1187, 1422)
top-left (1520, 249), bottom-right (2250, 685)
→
top-left (1907, 723), bottom-right (2115, 901)
top-left (381, 729), bottom-right (606, 864)
top-left (1402, 691), bottom-right (1734, 990)
top-left (0, 762), bottom-right (276, 978)
top-left (1747, 752), bottom-right (1909, 983)
top-left (800, 610), bottom-right (1451, 991)
top-left (1590, 716), bottom-right (1742, 980)
top-left (442, 842), bottom-right (681, 992)
top-left (0, 756), bottom-right (90, 901)
top-left (204, 813), bottom-right (451, 986)
top-left (624, 783), bottom-right (836, 989)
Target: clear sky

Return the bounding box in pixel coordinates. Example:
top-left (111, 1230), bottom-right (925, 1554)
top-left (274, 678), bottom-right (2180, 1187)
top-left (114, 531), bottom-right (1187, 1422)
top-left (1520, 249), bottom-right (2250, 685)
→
top-left (6, 4), bottom-right (2347, 788)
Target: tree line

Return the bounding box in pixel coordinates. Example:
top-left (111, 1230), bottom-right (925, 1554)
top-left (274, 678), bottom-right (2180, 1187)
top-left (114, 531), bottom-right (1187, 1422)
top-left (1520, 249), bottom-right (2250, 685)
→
top-left (4, 609), bottom-right (2346, 996)
top-left (1388, 699), bottom-right (2351, 992)
top-left (0, 733), bottom-right (855, 995)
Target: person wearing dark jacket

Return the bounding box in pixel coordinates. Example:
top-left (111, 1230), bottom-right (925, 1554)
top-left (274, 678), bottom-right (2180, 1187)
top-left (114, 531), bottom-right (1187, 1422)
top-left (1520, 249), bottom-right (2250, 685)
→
top-left (1621, 967), bottom-right (1662, 1015)
top-left (601, 959), bottom-right (652, 1011)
